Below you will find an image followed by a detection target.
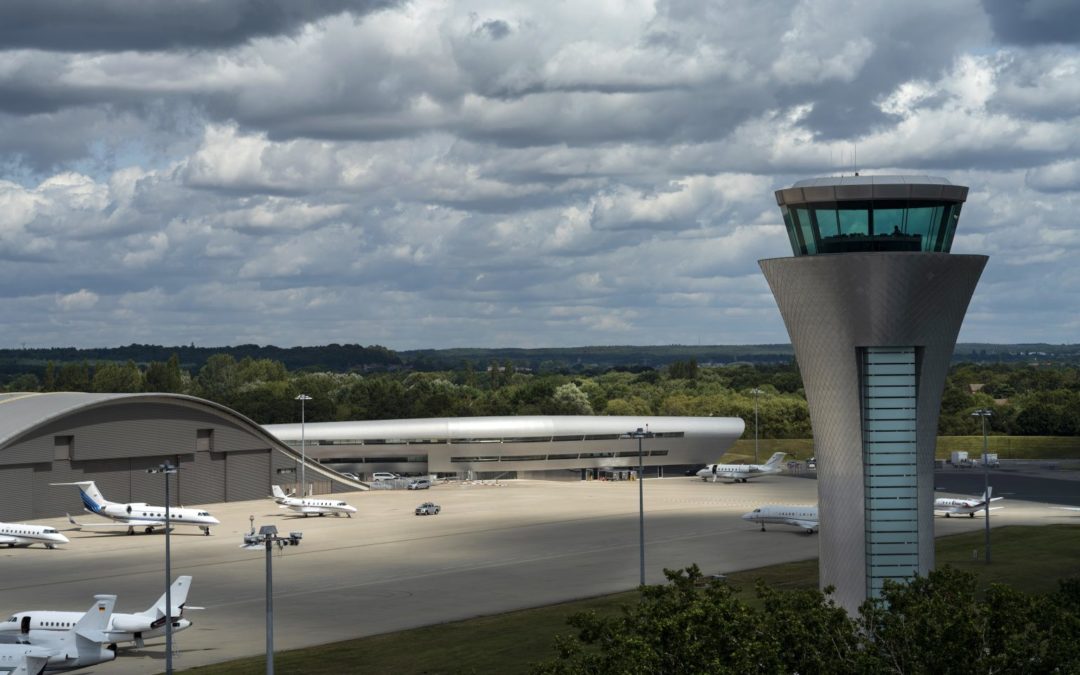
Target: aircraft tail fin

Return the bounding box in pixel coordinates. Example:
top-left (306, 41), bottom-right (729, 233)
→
top-left (144, 576), bottom-right (192, 620)
top-left (764, 452), bottom-right (787, 467)
top-left (74, 594), bottom-right (116, 644)
top-left (51, 481), bottom-right (111, 513)
top-left (272, 485), bottom-right (287, 499)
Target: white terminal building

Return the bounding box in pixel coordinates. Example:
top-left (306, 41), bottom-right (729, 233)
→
top-left (262, 415), bottom-right (745, 481)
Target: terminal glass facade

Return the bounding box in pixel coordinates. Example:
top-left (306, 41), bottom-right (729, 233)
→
top-left (781, 201), bottom-right (961, 256)
top-left (861, 347), bottom-right (920, 597)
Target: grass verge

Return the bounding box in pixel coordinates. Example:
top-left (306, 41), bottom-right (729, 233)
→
top-left (173, 524), bottom-right (1080, 675)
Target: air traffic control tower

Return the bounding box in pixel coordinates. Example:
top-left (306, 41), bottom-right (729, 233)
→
top-left (759, 175), bottom-right (987, 613)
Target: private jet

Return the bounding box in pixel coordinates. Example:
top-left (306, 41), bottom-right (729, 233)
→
top-left (52, 481), bottom-right (220, 535)
top-left (0, 577), bottom-right (193, 650)
top-left (0, 595), bottom-right (116, 673)
top-left (0, 522), bottom-right (69, 549)
top-left (697, 452), bottom-right (787, 483)
top-left (271, 485), bottom-right (357, 518)
top-left (935, 488), bottom-right (1004, 518)
top-left (742, 504), bottom-right (819, 534)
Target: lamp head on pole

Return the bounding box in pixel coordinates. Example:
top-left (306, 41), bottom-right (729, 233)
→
top-left (971, 408), bottom-right (992, 418)
top-left (295, 393), bottom-right (312, 402)
top-left (147, 462), bottom-right (177, 475)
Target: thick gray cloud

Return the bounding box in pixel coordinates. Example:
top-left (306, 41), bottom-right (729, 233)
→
top-left (0, 0), bottom-right (1078, 350)
top-left (983, 0), bottom-right (1080, 45)
top-left (0, 1), bottom-right (397, 53)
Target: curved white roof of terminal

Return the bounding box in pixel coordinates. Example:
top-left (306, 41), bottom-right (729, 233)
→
top-left (263, 415), bottom-right (744, 442)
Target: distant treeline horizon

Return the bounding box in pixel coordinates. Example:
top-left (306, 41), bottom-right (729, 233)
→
top-left (1, 342), bottom-right (1079, 379)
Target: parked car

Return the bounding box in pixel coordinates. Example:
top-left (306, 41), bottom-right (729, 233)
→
top-left (806, 457), bottom-right (817, 470)
top-left (341, 472), bottom-right (359, 481)
top-left (407, 478), bottom-right (432, 490)
top-left (372, 472), bottom-right (398, 482)
top-left (415, 502), bottom-right (441, 516)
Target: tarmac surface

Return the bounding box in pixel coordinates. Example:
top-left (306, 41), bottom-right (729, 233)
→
top-left (1, 475), bottom-right (1075, 674)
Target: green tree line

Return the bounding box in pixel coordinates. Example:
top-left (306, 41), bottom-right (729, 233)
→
top-left (4, 356), bottom-right (1080, 437)
top-left (533, 565), bottom-right (1080, 674)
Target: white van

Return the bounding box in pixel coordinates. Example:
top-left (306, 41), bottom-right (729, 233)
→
top-left (371, 472), bottom-right (398, 482)
top-left (407, 478), bottom-right (431, 490)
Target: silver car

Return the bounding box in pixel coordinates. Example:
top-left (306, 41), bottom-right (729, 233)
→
top-left (414, 502), bottom-right (441, 516)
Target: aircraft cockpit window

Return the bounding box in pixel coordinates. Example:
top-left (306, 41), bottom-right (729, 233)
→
top-left (753, 509), bottom-right (761, 513)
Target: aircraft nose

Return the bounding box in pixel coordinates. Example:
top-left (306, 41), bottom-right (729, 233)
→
top-left (56, 533), bottom-right (70, 544)
top-left (208, 516), bottom-right (221, 525)
top-left (740, 512), bottom-right (753, 520)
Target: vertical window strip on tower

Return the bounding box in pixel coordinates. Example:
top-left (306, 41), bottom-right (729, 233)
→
top-left (862, 347), bottom-right (919, 597)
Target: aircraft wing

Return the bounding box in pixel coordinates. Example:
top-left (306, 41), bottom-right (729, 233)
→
top-left (0, 534), bottom-right (19, 544)
top-left (67, 513), bottom-right (161, 528)
top-left (290, 505), bottom-right (329, 514)
top-left (791, 519), bottom-right (819, 531)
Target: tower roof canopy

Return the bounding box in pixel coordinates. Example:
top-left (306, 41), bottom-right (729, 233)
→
top-left (777, 175), bottom-right (967, 207)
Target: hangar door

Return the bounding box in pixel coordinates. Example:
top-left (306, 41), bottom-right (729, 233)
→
top-left (0, 465), bottom-right (34, 521)
top-left (225, 449), bottom-right (270, 502)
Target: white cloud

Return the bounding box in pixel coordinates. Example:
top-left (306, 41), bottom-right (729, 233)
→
top-left (55, 289), bottom-right (99, 311)
top-left (0, 0), bottom-right (1077, 348)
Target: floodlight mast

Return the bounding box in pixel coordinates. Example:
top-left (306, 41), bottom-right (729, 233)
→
top-left (242, 523), bottom-right (302, 675)
top-left (146, 462), bottom-right (178, 675)
top-left (972, 408), bottom-right (993, 563)
top-left (625, 427), bottom-right (654, 587)
top-left (295, 394), bottom-right (312, 496)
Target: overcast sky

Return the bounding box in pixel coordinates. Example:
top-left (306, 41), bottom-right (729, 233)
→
top-left (2, 0), bottom-right (1079, 350)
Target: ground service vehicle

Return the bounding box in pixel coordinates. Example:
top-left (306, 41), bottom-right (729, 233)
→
top-left (415, 502), bottom-right (440, 516)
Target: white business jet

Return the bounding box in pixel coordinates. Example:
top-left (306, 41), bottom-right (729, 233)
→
top-left (935, 488), bottom-right (1004, 518)
top-left (0, 577), bottom-right (194, 651)
top-left (697, 452), bottom-right (788, 483)
top-left (742, 504), bottom-right (819, 534)
top-left (0, 595), bottom-right (116, 673)
top-left (53, 481), bottom-right (220, 535)
top-left (271, 485), bottom-right (357, 518)
top-left (0, 522), bottom-right (69, 549)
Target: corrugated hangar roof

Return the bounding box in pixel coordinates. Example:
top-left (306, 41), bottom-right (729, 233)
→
top-left (0, 392), bottom-right (268, 450)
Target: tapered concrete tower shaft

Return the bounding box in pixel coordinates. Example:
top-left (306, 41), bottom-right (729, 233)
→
top-left (760, 176), bottom-right (987, 613)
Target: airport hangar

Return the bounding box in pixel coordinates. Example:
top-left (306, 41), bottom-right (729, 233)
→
top-left (262, 415), bottom-right (745, 482)
top-left (1, 392), bottom-right (746, 520)
top-left (0, 392), bottom-right (359, 522)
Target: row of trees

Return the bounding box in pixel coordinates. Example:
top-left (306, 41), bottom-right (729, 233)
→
top-left (534, 566), bottom-right (1080, 674)
top-left (4, 355), bottom-right (1080, 436)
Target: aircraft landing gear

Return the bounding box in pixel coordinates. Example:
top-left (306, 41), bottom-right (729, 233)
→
top-left (969, 513), bottom-right (975, 518)
top-left (760, 523), bottom-right (766, 532)
top-left (46, 544), bottom-right (55, 549)
top-left (145, 526), bottom-right (155, 534)
top-left (201, 527), bottom-right (211, 536)
top-left (127, 527), bottom-right (135, 535)
top-left (945, 513), bottom-right (951, 518)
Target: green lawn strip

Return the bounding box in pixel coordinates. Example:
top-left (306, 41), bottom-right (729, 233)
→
top-left (172, 525), bottom-right (1080, 675)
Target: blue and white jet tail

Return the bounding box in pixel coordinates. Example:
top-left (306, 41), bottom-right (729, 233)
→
top-left (50, 481), bottom-right (113, 514)
top-left (763, 452), bottom-right (787, 468)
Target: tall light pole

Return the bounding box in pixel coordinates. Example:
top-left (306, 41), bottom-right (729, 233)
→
top-left (750, 388), bottom-right (764, 464)
top-left (295, 394), bottom-right (312, 496)
top-left (972, 408), bottom-right (993, 563)
top-left (625, 427), bottom-right (654, 586)
top-left (242, 524), bottom-right (302, 675)
top-left (147, 462), bottom-right (177, 675)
